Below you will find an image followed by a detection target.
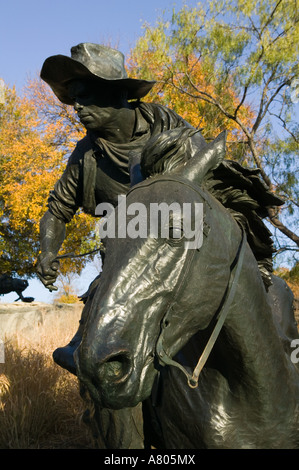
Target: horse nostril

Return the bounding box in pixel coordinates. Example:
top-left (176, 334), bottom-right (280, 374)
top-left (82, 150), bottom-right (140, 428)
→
top-left (97, 352), bottom-right (132, 383)
top-left (106, 355), bottom-right (127, 377)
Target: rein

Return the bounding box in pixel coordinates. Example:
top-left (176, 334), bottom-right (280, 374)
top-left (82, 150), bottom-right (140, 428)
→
top-left (156, 228), bottom-right (247, 389)
top-left (129, 173), bottom-right (247, 388)
top-left (128, 174), bottom-right (247, 388)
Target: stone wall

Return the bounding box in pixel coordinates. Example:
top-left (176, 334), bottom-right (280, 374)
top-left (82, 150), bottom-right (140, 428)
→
top-left (0, 295), bottom-right (298, 346)
top-left (0, 301), bottom-right (82, 343)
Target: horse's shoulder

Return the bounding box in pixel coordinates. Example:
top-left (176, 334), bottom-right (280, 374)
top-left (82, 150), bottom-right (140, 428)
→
top-left (268, 274), bottom-right (298, 342)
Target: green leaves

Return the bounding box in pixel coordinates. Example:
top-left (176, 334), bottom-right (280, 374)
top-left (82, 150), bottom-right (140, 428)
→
top-left (129, 0), bottom-right (298, 261)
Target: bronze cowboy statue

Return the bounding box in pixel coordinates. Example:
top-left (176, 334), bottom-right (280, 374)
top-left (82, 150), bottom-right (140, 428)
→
top-left (36, 44), bottom-right (288, 448)
top-left (37, 43), bottom-right (208, 374)
top-left (37, 42), bottom-right (282, 375)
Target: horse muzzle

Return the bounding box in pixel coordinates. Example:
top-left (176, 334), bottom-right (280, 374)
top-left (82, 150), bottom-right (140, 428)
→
top-left (75, 341), bottom-right (139, 408)
top-left (75, 337), bottom-right (156, 409)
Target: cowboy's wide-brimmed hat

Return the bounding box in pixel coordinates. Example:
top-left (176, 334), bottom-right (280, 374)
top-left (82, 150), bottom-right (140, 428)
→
top-left (40, 43), bottom-right (156, 104)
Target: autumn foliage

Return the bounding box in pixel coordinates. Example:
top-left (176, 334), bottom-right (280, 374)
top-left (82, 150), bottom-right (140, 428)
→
top-left (0, 80), bottom-right (96, 277)
top-left (1, 1), bottom-right (298, 278)
top-left (128, 44), bottom-right (255, 164)
top-left (127, 1), bottom-right (299, 258)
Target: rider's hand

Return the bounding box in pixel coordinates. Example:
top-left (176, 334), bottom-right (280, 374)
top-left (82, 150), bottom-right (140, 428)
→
top-left (37, 252), bottom-right (60, 291)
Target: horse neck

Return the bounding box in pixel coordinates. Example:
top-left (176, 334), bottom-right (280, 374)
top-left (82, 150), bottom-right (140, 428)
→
top-left (217, 245), bottom-right (293, 406)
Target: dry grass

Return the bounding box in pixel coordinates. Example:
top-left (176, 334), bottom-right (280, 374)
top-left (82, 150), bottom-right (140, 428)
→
top-left (0, 310), bottom-right (93, 449)
top-left (0, 294), bottom-right (297, 450)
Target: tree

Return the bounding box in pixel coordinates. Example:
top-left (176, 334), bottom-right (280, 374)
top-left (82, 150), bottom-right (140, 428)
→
top-left (128, 0), bottom-right (298, 264)
top-left (275, 262), bottom-right (299, 299)
top-left (53, 271), bottom-right (80, 304)
top-left (0, 80), bottom-right (98, 277)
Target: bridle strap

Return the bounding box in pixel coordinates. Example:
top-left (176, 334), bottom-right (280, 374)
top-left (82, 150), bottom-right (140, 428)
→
top-left (156, 228), bottom-right (247, 389)
top-left (128, 173), bottom-right (247, 388)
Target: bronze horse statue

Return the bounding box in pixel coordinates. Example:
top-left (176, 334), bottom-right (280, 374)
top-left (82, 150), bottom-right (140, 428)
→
top-left (75, 129), bottom-right (299, 449)
top-left (0, 274), bottom-right (34, 302)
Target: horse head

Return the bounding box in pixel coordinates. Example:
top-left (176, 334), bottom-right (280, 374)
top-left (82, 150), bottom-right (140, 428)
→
top-left (75, 129), bottom-right (246, 409)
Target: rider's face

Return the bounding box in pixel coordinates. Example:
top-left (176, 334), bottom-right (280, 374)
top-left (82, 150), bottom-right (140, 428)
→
top-left (67, 80), bottom-right (126, 132)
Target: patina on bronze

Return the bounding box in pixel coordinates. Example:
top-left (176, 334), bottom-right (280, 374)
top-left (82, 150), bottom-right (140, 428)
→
top-left (38, 44), bottom-right (299, 449)
top-left (75, 129), bottom-right (299, 448)
top-left (156, 224), bottom-right (247, 389)
top-left (0, 274), bottom-right (34, 302)
top-left (37, 43), bottom-right (196, 378)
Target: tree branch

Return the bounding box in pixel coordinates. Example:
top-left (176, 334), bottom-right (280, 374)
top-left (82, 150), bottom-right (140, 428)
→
top-left (253, 80), bottom-right (290, 136)
top-left (183, 72), bottom-right (237, 121)
top-left (234, 85), bottom-right (248, 118)
top-left (261, 0), bottom-right (284, 35)
top-left (251, 66), bottom-right (278, 135)
top-left (274, 246), bottom-right (299, 255)
top-left (268, 207), bottom-right (299, 247)
top-left (268, 110), bottom-right (299, 144)
top-left (165, 69), bottom-right (299, 250)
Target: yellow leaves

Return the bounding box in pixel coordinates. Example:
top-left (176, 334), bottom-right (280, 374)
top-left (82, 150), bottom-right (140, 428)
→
top-left (7, 170), bottom-right (60, 233)
top-left (0, 87), bottom-right (64, 233)
top-left (0, 80), bottom-right (93, 276)
top-left (25, 79), bottom-right (85, 148)
top-left (129, 46), bottom-right (255, 157)
top-left (275, 264), bottom-right (299, 299)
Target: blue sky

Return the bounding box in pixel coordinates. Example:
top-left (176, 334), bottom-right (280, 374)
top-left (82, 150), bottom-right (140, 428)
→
top-left (1, 0), bottom-right (198, 92)
top-left (1, 0), bottom-right (200, 303)
top-left (1, 1), bottom-right (297, 302)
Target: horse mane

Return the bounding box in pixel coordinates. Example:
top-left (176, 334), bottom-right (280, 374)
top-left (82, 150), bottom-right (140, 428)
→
top-left (140, 127), bottom-right (284, 289)
top-left (203, 161), bottom-right (283, 288)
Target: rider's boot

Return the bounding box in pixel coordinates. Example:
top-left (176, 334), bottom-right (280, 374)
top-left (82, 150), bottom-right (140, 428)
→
top-left (52, 274), bottom-right (101, 376)
top-left (52, 309), bottom-right (87, 376)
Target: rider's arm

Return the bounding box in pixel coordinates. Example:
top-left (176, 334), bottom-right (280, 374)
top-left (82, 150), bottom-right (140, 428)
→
top-left (37, 140), bottom-right (85, 290)
top-left (37, 211), bottom-right (66, 291)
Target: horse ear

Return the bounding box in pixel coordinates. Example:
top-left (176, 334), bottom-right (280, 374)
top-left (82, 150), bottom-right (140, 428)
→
top-left (174, 130), bottom-right (227, 184)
